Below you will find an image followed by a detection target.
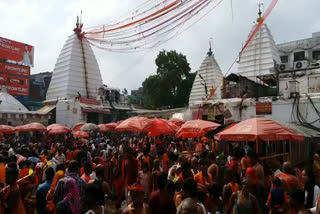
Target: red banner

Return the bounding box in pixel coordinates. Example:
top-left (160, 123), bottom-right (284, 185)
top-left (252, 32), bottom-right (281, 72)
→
top-left (0, 36), bottom-right (34, 67)
top-left (79, 98), bottom-right (101, 105)
top-left (256, 102), bottom-right (272, 115)
top-left (0, 62), bottom-right (30, 96)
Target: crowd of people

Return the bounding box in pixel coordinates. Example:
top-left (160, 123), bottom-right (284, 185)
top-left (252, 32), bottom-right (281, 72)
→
top-left (0, 131), bottom-right (319, 214)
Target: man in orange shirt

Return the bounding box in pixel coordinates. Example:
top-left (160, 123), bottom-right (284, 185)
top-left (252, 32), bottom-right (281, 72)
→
top-left (194, 158), bottom-right (212, 191)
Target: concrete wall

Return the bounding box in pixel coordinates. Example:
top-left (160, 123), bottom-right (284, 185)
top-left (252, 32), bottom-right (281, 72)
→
top-left (56, 100), bottom-right (84, 127)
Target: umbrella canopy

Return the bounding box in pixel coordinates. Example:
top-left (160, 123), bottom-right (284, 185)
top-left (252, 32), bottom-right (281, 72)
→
top-left (115, 117), bottom-right (152, 133)
top-left (214, 117), bottom-right (305, 142)
top-left (147, 118), bottom-right (176, 137)
top-left (169, 118), bottom-right (185, 126)
top-left (47, 124), bottom-right (64, 131)
top-left (98, 124), bottom-right (112, 133)
top-left (16, 122), bottom-right (46, 132)
top-left (80, 123), bottom-right (99, 132)
top-left (48, 126), bottom-right (71, 135)
top-left (73, 131), bottom-right (89, 138)
top-left (105, 123), bottom-right (118, 129)
top-left (116, 120), bottom-right (124, 125)
top-left (0, 125), bottom-right (16, 134)
top-left (176, 119), bottom-right (221, 138)
top-left (73, 123), bottom-right (85, 131)
top-left (168, 121), bottom-right (180, 132)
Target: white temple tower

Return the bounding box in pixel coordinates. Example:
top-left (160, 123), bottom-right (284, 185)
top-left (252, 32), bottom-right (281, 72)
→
top-left (43, 18), bottom-right (109, 127)
top-left (46, 18), bottom-right (103, 101)
top-left (237, 12), bottom-right (280, 83)
top-left (189, 48), bottom-right (224, 106)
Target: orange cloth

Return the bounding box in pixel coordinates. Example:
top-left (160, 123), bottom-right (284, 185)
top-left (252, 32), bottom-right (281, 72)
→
top-left (228, 182), bottom-right (239, 193)
top-left (40, 155), bottom-right (47, 163)
top-left (66, 151), bottom-right (74, 161)
top-left (162, 153), bottom-right (168, 173)
top-left (143, 156), bottom-right (151, 168)
top-left (46, 170), bottom-right (65, 212)
top-left (194, 171), bottom-right (213, 187)
top-left (276, 173), bottom-right (300, 191)
top-left (241, 156), bottom-right (252, 170)
top-left (246, 167), bottom-right (258, 185)
top-left (0, 163), bottom-right (6, 183)
top-left (212, 141), bottom-right (219, 153)
top-left (19, 168), bottom-right (30, 184)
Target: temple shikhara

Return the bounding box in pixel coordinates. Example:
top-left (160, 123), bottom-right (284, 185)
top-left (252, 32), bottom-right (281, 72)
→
top-left (43, 18), bottom-right (131, 127)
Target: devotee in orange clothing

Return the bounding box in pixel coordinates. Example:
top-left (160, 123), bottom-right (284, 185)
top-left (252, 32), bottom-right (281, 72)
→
top-left (0, 155), bottom-right (6, 184)
top-left (194, 158), bottom-right (212, 191)
top-left (4, 167), bottom-right (26, 214)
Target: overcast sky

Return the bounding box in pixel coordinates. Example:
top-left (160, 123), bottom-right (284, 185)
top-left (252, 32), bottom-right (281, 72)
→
top-left (1, 0), bottom-right (319, 92)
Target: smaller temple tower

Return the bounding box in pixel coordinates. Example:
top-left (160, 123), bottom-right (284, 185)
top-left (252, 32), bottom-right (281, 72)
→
top-left (189, 44), bottom-right (224, 106)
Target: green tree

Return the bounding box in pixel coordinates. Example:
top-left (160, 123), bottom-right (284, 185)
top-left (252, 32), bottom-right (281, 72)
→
top-left (142, 50), bottom-right (195, 109)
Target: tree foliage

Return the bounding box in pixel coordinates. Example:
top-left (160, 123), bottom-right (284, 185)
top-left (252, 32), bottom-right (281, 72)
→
top-left (142, 50), bottom-right (195, 109)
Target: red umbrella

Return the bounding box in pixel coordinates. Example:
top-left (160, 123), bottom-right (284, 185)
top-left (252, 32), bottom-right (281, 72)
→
top-left (116, 120), bottom-right (123, 125)
top-left (175, 120), bottom-right (221, 138)
top-left (73, 123), bottom-right (84, 131)
top-left (98, 124), bottom-right (112, 133)
top-left (147, 118), bottom-right (176, 137)
top-left (48, 126), bottom-right (71, 135)
top-left (105, 123), bottom-right (117, 130)
top-left (168, 121), bottom-right (180, 132)
top-left (0, 125), bottom-right (16, 134)
top-left (73, 131), bottom-right (89, 138)
top-left (214, 117), bottom-right (304, 142)
top-left (214, 123), bottom-right (238, 141)
top-left (17, 122), bottom-right (46, 132)
top-left (47, 124), bottom-right (64, 131)
top-left (115, 117), bottom-right (152, 133)
top-left (169, 118), bottom-right (185, 126)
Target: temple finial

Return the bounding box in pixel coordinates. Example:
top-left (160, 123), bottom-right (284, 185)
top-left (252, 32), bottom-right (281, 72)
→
top-left (257, 3), bottom-right (263, 23)
top-left (207, 38), bottom-right (213, 56)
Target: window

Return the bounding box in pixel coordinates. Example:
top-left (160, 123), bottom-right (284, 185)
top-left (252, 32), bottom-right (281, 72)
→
top-left (280, 55), bottom-right (289, 63)
top-left (312, 50), bottom-right (320, 60)
top-left (294, 51), bottom-right (305, 61)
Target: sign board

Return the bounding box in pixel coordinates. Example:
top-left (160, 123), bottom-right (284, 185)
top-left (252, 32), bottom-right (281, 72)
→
top-left (207, 108), bottom-right (215, 121)
top-left (0, 62), bottom-right (30, 96)
top-left (256, 102), bottom-right (272, 115)
top-left (79, 98), bottom-right (101, 105)
top-left (0, 36), bottom-right (34, 67)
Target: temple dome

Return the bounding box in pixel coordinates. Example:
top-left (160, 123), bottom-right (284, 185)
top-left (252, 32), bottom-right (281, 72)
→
top-left (0, 86), bottom-right (28, 112)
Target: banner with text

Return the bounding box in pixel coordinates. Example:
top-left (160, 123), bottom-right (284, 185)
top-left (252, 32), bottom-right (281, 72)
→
top-left (0, 36), bottom-right (34, 67)
top-left (0, 62), bottom-right (30, 96)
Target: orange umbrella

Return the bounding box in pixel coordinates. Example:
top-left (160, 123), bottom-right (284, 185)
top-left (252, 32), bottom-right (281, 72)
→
top-left (0, 125), bottom-right (16, 134)
top-left (169, 118), bottom-right (185, 126)
top-left (17, 122), bottom-right (46, 132)
top-left (98, 124), bottom-right (112, 133)
top-left (115, 117), bottom-right (152, 133)
top-left (48, 126), bottom-right (71, 135)
top-left (73, 123), bottom-right (84, 131)
top-left (214, 117), bottom-right (304, 142)
top-left (147, 118), bottom-right (176, 137)
top-left (175, 120), bottom-right (221, 138)
top-left (73, 131), bottom-right (89, 138)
